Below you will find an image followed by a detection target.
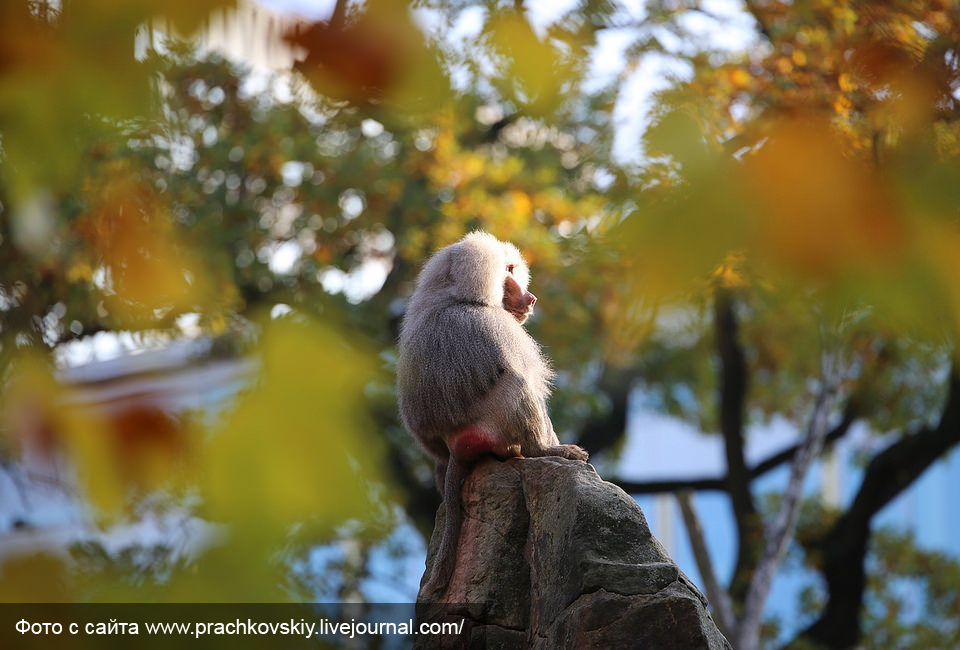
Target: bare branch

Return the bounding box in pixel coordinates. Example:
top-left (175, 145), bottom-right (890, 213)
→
top-left (750, 406), bottom-right (856, 476)
top-left (614, 475), bottom-right (725, 494)
top-left (611, 408), bottom-right (856, 495)
top-left (677, 490), bottom-right (735, 637)
top-left (735, 353), bottom-right (842, 650)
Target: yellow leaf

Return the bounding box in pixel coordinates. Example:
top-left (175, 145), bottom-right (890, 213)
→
top-left (730, 68), bottom-right (751, 89)
top-left (67, 261), bottom-right (94, 283)
top-left (507, 190), bottom-right (533, 218)
top-left (838, 72), bottom-right (856, 92)
top-left (79, 160), bottom-right (210, 326)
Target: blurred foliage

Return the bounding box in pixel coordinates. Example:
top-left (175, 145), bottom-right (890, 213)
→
top-left (796, 522), bottom-right (960, 650)
top-left (0, 0), bottom-right (617, 603)
top-left (618, 1), bottom-right (960, 644)
top-left (0, 0), bottom-right (230, 198)
top-left (0, 1), bottom-right (958, 645)
top-left (862, 529), bottom-right (960, 650)
top-left (614, 0), bottom-right (960, 437)
top-left (0, 315), bottom-right (387, 602)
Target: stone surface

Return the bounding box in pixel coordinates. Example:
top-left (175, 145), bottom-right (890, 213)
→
top-left (415, 457), bottom-right (731, 650)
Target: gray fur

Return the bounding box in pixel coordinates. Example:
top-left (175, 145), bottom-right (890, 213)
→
top-left (396, 232), bottom-right (588, 596)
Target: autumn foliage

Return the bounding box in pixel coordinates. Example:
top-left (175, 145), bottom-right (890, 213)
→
top-left (0, 0), bottom-right (959, 647)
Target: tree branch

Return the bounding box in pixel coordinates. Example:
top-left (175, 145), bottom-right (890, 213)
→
top-left (743, 0), bottom-right (773, 41)
top-left (329, 0), bottom-right (348, 29)
top-left (615, 475), bottom-right (725, 494)
top-left (714, 288), bottom-right (758, 602)
top-left (677, 490), bottom-right (736, 637)
top-left (611, 408), bottom-right (857, 495)
top-left (751, 406), bottom-right (856, 476)
top-left (801, 368), bottom-right (960, 650)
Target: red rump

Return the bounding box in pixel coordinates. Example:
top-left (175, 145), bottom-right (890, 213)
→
top-left (448, 426), bottom-right (498, 462)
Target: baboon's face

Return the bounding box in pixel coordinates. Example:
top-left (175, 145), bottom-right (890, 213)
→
top-left (503, 264), bottom-right (536, 324)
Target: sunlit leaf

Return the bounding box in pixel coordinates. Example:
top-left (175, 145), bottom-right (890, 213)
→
top-left (741, 117), bottom-right (906, 280)
top-left (203, 316), bottom-right (386, 543)
top-left (487, 10), bottom-right (572, 115)
top-left (77, 160), bottom-right (210, 327)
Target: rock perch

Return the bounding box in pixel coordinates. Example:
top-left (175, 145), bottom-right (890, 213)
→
top-left (416, 457), bottom-right (732, 650)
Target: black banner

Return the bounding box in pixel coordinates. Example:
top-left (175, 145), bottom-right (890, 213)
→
top-left (0, 603), bottom-right (474, 650)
